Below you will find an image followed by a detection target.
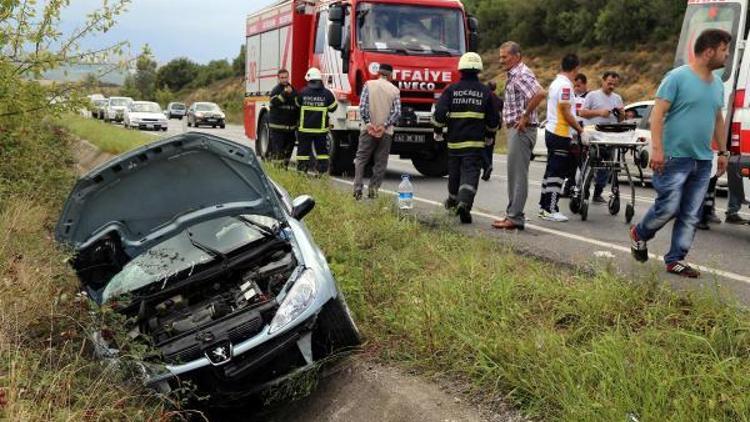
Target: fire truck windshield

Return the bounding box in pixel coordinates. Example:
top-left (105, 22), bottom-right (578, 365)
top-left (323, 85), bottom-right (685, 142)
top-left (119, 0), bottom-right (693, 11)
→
top-left (356, 3), bottom-right (466, 56)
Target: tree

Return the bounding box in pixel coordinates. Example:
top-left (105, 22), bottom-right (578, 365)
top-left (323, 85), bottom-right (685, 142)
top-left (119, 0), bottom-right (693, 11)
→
top-left (191, 59), bottom-right (233, 88)
top-left (156, 57), bottom-right (199, 92)
top-left (134, 44), bottom-right (157, 100)
top-left (233, 45), bottom-right (246, 77)
top-left (0, 0), bottom-right (130, 129)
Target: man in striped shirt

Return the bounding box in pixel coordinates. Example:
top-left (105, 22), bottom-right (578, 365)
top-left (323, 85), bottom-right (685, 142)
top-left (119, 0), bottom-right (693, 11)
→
top-left (492, 41), bottom-right (547, 231)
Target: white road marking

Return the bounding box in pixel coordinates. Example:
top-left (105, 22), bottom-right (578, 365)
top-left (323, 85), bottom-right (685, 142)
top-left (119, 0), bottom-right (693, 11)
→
top-left (331, 177), bottom-right (750, 285)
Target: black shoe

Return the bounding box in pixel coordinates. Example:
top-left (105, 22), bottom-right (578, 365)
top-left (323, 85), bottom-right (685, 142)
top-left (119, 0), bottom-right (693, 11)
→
top-left (629, 225), bottom-right (648, 263)
top-left (705, 212), bottom-right (722, 225)
top-left (696, 220), bottom-right (710, 231)
top-left (666, 261), bottom-right (701, 278)
top-left (353, 189), bottom-right (363, 201)
top-left (457, 202), bottom-right (472, 224)
top-left (725, 213), bottom-right (749, 225)
top-left (592, 195), bottom-right (606, 204)
top-left (481, 166), bottom-right (493, 181)
top-left (444, 197), bottom-right (458, 210)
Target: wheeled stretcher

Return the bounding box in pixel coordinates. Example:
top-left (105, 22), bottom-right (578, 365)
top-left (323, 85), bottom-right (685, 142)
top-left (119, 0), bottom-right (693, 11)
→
top-left (568, 123), bottom-right (648, 223)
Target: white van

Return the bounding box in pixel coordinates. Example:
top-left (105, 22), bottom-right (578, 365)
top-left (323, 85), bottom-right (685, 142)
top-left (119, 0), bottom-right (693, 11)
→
top-left (675, 0), bottom-right (750, 201)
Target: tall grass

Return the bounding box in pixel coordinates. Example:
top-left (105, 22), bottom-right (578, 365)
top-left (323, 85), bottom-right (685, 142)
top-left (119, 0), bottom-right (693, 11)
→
top-left (0, 124), bottom-right (170, 420)
top-left (57, 115), bottom-right (155, 154)
top-left (268, 167), bottom-right (750, 421)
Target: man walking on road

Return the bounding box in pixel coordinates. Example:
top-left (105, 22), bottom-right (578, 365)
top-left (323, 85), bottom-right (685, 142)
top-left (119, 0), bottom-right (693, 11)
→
top-left (296, 67), bottom-right (337, 174)
top-left (268, 69), bottom-right (298, 166)
top-left (538, 54), bottom-right (584, 222)
top-left (630, 29), bottom-right (731, 278)
top-left (353, 64), bottom-right (401, 200)
top-left (578, 71), bottom-right (625, 203)
top-left (433, 52), bottom-right (500, 224)
top-left (481, 80), bottom-right (503, 181)
top-left (492, 41), bottom-right (546, 231)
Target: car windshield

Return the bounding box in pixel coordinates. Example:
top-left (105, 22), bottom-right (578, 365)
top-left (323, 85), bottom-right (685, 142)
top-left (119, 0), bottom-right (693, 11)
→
top-left (102, 214), bottom-right (278, 302)
top-left (172, 103), bottom-right (186, 110)
top-left (131, 103), bottom-right (161, 113)
top-left (356, 3), bottom-right (465, 56)
top-left (111, 98), bottom-right (130, 107)
top-left (675, 3), bottom-right (740, 82)
top-left (196, 103), bottom-right (220, 111)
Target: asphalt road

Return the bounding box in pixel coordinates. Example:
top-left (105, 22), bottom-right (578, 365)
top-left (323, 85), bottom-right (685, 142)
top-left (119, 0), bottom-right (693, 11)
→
top-left (157, 119), bottom-right (750, 304)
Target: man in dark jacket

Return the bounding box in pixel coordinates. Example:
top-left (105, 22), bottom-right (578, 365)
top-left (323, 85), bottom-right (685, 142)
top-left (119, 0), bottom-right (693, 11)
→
top-left (433, 52), bottom-right (500, 224)
top-left (295, 67), bottom-right (337, 174)
top-left (268, 69), bottom-right (298, 166)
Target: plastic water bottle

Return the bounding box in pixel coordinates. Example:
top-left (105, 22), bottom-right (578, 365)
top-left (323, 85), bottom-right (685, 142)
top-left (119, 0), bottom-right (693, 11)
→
top-left (397, 175), bottom-right (414, 210)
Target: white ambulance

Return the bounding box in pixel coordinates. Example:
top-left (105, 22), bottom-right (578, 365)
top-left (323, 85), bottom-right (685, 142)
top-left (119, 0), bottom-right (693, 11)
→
top-left (676, 0), bottom-right (750, 202)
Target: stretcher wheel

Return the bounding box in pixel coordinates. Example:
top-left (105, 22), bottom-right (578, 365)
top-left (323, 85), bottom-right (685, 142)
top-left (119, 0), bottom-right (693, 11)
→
top-left (580, 200), bottom-right (589, 221)
top-left (625, 203), bottom-right (635, 224)
top-left (608, 196), bottom-right (620, 215)
top-left (569, 196), bottom-right (581, 214)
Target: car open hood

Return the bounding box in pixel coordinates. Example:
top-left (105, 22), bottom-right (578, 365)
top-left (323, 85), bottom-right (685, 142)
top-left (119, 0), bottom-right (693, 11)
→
top-left (56, 132), bottom-right (286, 256)
top-left (129, 112), bottom-right (165, 120)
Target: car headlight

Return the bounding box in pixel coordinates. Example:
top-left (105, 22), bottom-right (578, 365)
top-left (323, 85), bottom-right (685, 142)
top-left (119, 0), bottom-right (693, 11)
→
top-left (196, 112), bottom-right (204, 118)
top-left (268, 269), bottom-right (317, 334)
top-left (219, 113), bottom-right (226, 119)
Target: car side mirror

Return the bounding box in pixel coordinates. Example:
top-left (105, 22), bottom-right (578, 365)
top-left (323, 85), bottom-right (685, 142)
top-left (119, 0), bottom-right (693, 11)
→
top-left (291, 195), bottom-right (315, 220)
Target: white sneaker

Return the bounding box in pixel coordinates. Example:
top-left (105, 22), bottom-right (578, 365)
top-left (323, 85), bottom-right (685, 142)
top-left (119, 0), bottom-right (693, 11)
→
top-left (540, 211), bottom-right (569, 222)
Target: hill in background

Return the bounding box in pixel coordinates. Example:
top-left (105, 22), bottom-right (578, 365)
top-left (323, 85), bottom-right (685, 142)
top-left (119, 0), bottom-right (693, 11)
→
top-left (483, 40), bottom-right (676, 104)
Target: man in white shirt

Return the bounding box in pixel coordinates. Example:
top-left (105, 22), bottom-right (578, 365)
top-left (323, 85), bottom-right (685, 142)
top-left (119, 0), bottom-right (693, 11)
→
top-left (539, 54), bottom-right (584, 222)
top-left (578, 71), bottom-right (625, 203)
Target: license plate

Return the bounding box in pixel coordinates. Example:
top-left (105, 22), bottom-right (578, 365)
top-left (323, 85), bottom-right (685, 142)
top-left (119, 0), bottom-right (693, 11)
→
top-left (394, 133), bottom-right (426, 144)
top-left (207, 118), bottom-right (216, 122)
top-left (146, 124), bottom-right (154, 129)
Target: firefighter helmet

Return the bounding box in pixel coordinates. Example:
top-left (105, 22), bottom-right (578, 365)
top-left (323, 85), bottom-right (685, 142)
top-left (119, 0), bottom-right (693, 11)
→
top-left (305, 67), bottom-right (323, 81)
top-left (458, 52), bottom-right (483, 72)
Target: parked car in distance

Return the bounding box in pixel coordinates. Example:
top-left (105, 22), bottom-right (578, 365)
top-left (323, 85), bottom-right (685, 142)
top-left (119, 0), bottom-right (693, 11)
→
top-left (124, 101), bottom-right (169, 131)
top-left (92, 98), bottom-right (108, 120)
top-left (165, 102), bottom-right (187, 120)
top-left (104, 96), bottom-right (133, 123)
top-left (55, 132), bottom-right (360, 403)
top-left (187, 102), bottom-right (226, 128)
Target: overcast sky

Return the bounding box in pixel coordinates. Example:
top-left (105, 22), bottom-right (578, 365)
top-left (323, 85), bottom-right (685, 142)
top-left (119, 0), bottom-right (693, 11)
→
top-left (60, 0), bottom-right (277, 65)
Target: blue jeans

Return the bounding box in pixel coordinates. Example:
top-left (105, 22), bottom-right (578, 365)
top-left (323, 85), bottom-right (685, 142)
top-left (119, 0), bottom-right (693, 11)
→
top-left (635, 157), bottom-right (711, 264)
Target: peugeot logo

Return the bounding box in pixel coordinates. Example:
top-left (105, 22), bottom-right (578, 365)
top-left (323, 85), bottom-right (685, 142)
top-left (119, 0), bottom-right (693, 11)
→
top-left (205, 341), bottom-right (233, 365)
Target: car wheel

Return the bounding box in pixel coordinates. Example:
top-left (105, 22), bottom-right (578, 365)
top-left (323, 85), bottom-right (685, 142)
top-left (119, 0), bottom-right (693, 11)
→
top-left (161, 127), bottom-right (168, 132)
top-left (312, 295), bottom-right (361, 360)
top-left (212, 125), bottom-right (217, 128)
top-left (220, 123), bottom-right (225, 129)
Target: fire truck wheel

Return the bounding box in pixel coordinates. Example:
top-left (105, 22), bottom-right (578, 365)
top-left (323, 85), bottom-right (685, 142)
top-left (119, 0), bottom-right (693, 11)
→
top-left (256, 114), bottom-right (271, 160)
top-left (412, 154), bottom-right (448, 177)
top-left (329, 132), bottom-right (355, 176)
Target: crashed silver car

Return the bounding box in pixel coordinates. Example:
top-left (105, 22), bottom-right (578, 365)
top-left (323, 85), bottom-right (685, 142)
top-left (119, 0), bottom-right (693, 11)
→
top-left (56, 132), bottom-right (360, 401)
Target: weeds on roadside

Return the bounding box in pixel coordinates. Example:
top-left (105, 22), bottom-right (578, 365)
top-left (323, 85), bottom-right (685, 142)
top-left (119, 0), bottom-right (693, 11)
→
top-left (267, 167), bottom-right (750, 421)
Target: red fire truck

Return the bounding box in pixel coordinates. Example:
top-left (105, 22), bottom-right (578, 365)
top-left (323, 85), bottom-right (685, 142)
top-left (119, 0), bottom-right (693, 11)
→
top-left (244, 0), bottom-right (479, 176)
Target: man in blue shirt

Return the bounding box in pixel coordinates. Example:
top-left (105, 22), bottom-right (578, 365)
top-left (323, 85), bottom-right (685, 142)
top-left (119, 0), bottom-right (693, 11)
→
top-left (630, 29), bottom-right (731, 278)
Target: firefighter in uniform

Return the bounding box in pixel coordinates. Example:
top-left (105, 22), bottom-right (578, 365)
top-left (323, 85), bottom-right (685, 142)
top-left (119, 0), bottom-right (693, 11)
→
top-left (268, 69), bottom-right (298, 166)
top-left (295, 67), bottom-right (337, 174)
top-left (433, 52), bottom-right (500, 224)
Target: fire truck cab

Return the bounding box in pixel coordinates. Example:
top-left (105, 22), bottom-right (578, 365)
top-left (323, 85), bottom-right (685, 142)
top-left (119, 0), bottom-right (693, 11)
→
top-left (676, 0), bottom-right (750, 201)
top-left (244, 0), bottom-right (479, 176)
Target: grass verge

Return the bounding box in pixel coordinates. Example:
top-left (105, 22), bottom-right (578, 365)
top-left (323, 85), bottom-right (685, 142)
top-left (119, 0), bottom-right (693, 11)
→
top-left (0, 123), bottom-right (169, 419)
top-left (57, 115), bottom-right (155, 154)
top-left (266, 166), bottom-right (750, 421)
